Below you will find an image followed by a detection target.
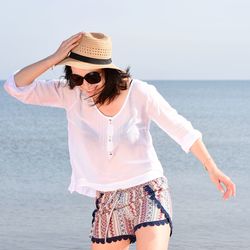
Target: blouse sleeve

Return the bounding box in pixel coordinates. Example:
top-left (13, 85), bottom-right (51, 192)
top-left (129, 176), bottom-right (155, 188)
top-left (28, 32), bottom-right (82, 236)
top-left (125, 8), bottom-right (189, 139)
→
top-left (146, 83), bottom-right (202, 153)
top-left (3, 71), bottom-right (76, 110)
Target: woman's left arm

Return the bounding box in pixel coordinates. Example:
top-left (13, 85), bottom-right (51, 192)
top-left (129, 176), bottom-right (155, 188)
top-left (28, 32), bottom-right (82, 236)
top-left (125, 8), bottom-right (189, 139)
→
top-left (190, 138), bottom-right (236, 201)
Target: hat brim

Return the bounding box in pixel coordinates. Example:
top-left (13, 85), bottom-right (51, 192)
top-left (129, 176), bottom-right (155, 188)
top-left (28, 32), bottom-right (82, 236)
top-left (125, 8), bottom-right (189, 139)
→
top-left (55, 57), bottom-right (121, 71)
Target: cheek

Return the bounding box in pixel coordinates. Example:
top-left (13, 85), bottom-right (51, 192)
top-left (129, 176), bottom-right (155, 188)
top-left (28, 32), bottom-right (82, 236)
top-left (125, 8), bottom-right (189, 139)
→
top-left (97, 79), bottom-right (105, 89)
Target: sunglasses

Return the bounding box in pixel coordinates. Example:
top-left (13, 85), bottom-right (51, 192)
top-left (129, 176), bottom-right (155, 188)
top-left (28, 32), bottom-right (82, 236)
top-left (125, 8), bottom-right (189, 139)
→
top-left (69, 71), bottom-right (102, 85)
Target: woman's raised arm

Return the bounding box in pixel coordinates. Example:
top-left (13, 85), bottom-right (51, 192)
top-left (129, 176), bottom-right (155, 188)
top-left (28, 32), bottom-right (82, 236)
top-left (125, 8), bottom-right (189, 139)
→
top-left (4, 32), bottom-right (84, 109)
top-left (14, 32), bottom-right (83, 87)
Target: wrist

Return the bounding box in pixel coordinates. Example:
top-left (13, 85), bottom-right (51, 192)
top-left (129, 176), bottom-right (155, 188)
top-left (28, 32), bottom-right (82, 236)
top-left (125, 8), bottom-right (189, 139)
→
top-left (45, 54), bottom-right (60, 68)
top-left (202, 157), bottom-right (219, 172)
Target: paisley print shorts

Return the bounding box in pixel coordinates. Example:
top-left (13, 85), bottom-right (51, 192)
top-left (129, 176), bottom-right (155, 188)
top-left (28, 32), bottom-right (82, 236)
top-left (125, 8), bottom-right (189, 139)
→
top-left (89, 176), bottom-right (173, 244)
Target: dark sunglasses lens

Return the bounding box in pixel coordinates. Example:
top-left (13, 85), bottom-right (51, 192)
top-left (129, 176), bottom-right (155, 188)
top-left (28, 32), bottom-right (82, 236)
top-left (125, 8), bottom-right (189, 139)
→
top-left (85, 72), bottom-right (101, 84)
top-left (69, 74), bottom-right (83, 86)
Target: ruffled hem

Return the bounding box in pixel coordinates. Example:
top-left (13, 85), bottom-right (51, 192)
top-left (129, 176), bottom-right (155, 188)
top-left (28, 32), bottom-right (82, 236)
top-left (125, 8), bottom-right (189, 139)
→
top-left (134, 219), bottom-right (170, 232)
top-left (143, 185), bottom-right (173, 237)
top-left (91, 234), bottom-right (136, 244)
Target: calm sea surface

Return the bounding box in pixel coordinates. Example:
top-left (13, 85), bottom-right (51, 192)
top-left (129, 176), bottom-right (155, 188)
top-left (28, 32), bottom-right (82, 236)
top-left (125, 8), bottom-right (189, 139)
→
top-left (0, 80), bottom-right (249, 250)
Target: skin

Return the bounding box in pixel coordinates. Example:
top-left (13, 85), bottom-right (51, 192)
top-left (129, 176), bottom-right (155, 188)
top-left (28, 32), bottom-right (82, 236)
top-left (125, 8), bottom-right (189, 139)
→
top-left (13, 32), bottom-right (236, 250)
top-left (91, 224), bottom-right (171, 250)
top-left (71, 67), bottom-right (105, 98)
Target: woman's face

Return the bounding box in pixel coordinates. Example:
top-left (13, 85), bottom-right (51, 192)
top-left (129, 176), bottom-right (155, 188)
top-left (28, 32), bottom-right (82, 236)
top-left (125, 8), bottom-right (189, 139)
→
top-left (71, 67), bottom-right (105, 97)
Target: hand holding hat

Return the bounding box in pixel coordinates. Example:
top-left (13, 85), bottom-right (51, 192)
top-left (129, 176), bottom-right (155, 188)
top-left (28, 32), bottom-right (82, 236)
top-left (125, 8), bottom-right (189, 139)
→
top-left (50, 32), bottom-right (84, 65)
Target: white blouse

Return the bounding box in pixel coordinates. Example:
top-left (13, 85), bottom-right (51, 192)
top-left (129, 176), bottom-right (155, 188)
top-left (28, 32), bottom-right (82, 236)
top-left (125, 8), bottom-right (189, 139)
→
top-left (4, 72), bottom-right (202, 197)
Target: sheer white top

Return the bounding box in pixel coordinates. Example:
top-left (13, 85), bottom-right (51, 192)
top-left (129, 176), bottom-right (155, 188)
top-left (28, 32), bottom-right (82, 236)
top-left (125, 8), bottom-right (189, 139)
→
top-left (4, 72), bottom-right (202, 197)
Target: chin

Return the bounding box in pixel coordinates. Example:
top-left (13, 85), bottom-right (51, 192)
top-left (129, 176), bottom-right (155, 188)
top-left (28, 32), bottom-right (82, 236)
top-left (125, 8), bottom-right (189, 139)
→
top-left (86, 91), bottom-right (95, 96)
top-left (81, 86), bottom-right (97, 95)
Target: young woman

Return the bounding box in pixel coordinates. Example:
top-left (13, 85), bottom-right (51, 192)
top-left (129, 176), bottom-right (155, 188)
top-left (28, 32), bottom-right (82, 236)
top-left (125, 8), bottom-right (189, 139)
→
top-left (4, 32), bottom-right (236, 250)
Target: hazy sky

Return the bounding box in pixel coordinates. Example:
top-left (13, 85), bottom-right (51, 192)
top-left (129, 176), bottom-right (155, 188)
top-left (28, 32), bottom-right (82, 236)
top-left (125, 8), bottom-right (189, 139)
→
top-left (1, 0), bottom-right (249, 80)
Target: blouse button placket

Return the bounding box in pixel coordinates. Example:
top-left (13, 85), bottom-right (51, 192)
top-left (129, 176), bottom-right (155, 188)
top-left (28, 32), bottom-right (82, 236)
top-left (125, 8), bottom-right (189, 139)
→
top-left (107, 118), bottom-right (114, 159)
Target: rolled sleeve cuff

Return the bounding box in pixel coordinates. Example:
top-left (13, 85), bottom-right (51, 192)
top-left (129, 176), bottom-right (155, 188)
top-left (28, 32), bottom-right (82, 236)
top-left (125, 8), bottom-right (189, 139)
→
top-left (4, 70), bottom-right (37, 95)
top-left (180, 129), bottom-right (202, 154)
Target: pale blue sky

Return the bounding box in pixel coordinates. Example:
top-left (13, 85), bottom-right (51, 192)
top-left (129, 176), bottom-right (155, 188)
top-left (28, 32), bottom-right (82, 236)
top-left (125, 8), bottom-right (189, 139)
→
top-left (1, 0), bottom-right (249, 80)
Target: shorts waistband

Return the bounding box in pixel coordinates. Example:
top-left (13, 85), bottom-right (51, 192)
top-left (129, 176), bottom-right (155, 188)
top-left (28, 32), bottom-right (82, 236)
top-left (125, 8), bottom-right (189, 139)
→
top-left (96, 176), bottom-right (168, 198)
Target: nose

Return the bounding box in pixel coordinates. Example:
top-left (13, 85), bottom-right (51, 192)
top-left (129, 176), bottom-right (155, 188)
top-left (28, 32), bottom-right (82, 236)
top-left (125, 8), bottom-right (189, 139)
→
top-left (82, 80), bottom-right (92, 88)
top-left (81, 80), bottom-right (95, 91)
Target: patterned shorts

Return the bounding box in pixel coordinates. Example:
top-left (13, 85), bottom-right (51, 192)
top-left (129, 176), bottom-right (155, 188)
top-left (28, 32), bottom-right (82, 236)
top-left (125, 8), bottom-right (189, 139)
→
top-left (89, 176), bottom-right (173, 244)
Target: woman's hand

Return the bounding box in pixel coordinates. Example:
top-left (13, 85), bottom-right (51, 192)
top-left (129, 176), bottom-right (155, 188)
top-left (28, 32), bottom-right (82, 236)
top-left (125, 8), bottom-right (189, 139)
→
top-left (207, 168), bottom-right (236, 201)
top-left (190, 138), bottom-right (236, 201)
top-left (50, 32), bottom-right (83, 64)
top-left (13, 32), bottom-right (84, 87)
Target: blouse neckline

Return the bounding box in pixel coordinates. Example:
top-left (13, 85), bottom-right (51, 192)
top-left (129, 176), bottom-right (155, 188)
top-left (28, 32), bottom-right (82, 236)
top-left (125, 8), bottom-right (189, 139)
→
top-left (93, 79), bottom-right (134, 119)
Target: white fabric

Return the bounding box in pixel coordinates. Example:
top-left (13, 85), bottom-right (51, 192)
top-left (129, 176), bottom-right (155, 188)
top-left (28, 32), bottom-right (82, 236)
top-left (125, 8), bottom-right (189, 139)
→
top-left (4, 72), bottom-right (202, 197)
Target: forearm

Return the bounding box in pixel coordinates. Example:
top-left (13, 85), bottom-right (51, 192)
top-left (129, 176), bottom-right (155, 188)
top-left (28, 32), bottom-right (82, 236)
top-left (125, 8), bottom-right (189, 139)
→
top-left (14, 55), bottom-right (58, 87)
top-left (190, 138), bottom-right (219, 172)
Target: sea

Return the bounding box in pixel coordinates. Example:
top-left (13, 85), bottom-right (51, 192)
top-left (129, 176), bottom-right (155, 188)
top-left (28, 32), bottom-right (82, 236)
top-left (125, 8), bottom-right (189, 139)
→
top-left (0, 79), bottom-right (249, 250)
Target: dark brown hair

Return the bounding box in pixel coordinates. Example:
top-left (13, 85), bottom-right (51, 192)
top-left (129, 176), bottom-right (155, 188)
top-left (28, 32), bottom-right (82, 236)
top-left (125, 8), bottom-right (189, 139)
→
top-left (63, 65), bottom-right (131, 106)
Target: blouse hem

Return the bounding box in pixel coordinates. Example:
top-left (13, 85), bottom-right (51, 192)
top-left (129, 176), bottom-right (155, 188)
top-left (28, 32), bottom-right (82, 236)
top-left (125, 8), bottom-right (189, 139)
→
top-left (68, 170), bottom-right (165, 198)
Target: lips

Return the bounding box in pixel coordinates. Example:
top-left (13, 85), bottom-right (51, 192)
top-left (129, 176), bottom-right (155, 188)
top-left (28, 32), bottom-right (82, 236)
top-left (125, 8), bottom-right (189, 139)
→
top-left (80, 85), bottom-right (99, 96)
top-left (85, 87), bottom-right (97, 95)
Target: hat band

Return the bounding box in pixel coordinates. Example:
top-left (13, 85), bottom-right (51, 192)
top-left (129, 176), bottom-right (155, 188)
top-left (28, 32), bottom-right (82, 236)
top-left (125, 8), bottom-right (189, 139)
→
top-left (69, 52), bottom-right (112, 65)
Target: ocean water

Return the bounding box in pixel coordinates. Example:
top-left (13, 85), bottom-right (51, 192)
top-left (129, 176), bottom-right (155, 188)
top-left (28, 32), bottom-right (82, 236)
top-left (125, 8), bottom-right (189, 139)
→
top-left (0, 79), bottom-right (249, 250)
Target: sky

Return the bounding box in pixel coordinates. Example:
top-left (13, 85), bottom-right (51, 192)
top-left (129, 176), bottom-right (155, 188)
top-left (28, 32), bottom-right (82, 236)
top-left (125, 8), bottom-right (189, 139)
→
top-left (0, 0), bottom-right (249, 80)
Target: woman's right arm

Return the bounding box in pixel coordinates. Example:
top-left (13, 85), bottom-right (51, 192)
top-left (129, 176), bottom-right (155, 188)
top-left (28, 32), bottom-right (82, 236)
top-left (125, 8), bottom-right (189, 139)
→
top-left (4, 32), bottom-right (83, 109)
top-left (15, 32), bottom-right (83, 87)
top-left (14, 55), bottom-right (58, 87)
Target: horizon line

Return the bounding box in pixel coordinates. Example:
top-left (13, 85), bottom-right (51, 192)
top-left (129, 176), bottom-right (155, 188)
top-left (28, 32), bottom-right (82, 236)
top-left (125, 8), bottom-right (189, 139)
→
top-left (145, 79), bottom-right (250, 81)
top-left (0, 79), bottom-right (250, 82)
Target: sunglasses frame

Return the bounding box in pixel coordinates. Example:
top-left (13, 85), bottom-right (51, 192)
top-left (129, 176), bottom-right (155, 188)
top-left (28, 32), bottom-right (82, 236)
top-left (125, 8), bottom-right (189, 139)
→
top-left (69, 71), bottom-right (102, 85)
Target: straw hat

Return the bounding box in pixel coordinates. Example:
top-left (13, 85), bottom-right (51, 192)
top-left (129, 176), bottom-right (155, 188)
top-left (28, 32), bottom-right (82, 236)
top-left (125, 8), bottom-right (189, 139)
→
top-left (56, 32), bottom-right (121, 70)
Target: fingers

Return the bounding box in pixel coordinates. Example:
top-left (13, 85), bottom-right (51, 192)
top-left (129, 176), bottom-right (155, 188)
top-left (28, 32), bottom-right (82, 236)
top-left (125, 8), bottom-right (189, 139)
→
top-left (220, 179), bottom-right (236, 201)
top-left (65, 32), bottom-right (83, 43)
top-left (52, 32), bottom-right (83, 63)
top-left (209, 169), bottom-right (236, 201)
top-left (216, 180), bottom-right (225, 194)
top-left (67, 41), bottom-right (80, 51)
top-left (223, 186), bottom-right (233, 200)
top-left (59, 32), bottom-right (83, 54)
top-left (63, 32), bottom-right (83, 50)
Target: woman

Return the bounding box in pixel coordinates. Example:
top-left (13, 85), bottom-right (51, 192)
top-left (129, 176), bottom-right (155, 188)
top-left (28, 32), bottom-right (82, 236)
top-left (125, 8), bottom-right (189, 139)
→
top-left (4, 32), bottom-right (236, 250)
